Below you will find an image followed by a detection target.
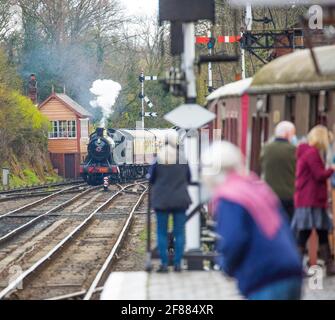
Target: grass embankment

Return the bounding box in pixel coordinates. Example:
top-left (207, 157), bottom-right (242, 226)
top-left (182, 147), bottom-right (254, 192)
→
top-left (0, 154), bottom-right (61, 189)
top-left (0, 49), bottom-right (61, 189)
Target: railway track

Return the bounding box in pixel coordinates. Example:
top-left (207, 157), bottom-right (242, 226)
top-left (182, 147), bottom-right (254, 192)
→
top-left (0, 183), bottom-right (87, 215)
top-left (0, 184), bottom-right (94, 243)
top-left (0, 182), bottom-right (147, 300)
top-left (0, 179), bottom-right (84, 196)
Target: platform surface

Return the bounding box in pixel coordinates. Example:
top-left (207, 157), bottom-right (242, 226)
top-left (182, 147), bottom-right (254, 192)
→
top-left (100, 271), bottom-right (242, 300)
top-left (100, 270), bottom-right (335, 300)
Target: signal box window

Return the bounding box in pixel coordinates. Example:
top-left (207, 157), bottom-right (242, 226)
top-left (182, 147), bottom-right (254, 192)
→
top-left (49, 120), bottom-right (76, 138)
top-left (80, 118), bottom-right (89, 138)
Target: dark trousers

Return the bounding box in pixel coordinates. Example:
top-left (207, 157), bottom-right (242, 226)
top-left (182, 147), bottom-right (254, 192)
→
top-left (156, 210), bottom-right (186, 266)
top-left (280, 199), bottom-right (294, 222)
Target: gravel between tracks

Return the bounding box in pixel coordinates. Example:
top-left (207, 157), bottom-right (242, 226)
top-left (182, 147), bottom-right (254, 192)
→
top-left (0, 184), bottom-right (147, 299)
top-left (0, 197), bottom-right (44, 214)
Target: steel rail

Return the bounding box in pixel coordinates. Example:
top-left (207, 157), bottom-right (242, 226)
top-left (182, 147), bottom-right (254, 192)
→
top-left (83, 183), bottom-right (148, 300)
top-left (0, 184), bottom-right (86, 220)
top-left (0, 185), bottom-right (100, 243)
top-left (0, 189), bottom-right (64, 202)
top-left (45, 287), bottom-right (104, 300)
top-left (0, 179), bottom-right (84, 195)
top-left (0, 183), bottom-right (139, 299)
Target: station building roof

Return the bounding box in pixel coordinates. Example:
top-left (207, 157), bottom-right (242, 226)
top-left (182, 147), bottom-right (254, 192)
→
top-left (39, 93), bottom-right (93, 118)
top-left (249, 45), bottom-right (335, 94)
top-left (206, 77), bottom-right (253, 101)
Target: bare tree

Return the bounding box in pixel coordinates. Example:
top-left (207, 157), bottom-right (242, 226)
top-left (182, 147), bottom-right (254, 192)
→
top-left (0, 1), bottom-right (17, 42)
top-left (17, 0), bottom-right (124, 45)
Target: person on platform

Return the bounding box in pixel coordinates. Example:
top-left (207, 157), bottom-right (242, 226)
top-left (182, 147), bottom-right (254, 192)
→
top-left (292, 125), bottom-right (335, 275)
top-left (202, 141), bottom-right (302, 300)
top-left (260, 121), bottom-right (297, 221)
top-left (148, 136), bottom-right (192, 273)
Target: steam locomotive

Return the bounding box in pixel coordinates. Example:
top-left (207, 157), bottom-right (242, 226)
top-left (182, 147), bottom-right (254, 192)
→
top-left (80, 127), bottom-right (177, 185)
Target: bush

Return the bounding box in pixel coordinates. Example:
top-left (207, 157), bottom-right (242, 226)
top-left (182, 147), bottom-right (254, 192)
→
top-left (0, 48), bottom-right (55, 188)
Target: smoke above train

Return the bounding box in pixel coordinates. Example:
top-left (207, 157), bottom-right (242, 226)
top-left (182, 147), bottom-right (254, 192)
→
top-left (89, 79), bottom-right (122, 127)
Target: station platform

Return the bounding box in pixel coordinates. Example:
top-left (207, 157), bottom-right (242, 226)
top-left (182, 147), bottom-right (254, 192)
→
top-left (100, 271), bottom-right (242, 300)
top-left (100, 270), bottom-right (335, 300)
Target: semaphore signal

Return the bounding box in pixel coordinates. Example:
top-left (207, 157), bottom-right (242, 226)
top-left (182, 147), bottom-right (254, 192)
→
top-left (144, 96), bottom-right (154, 109)
top-left (195, 35), bottom-right (241, 46)
top-left (139, 71), bottom-right (158, 128)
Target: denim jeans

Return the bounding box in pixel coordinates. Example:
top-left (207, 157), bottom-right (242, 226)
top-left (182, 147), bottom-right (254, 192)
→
top-left (247, 277), bottom-right (302, 300)
top-left (156, 210), bottom-right (186, 266)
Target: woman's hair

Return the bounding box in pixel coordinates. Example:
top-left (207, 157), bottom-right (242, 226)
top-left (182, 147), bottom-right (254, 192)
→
top-left (308, 125), bottom-right (330, 151)
top-left (202, 141), bottom-right (243, 176)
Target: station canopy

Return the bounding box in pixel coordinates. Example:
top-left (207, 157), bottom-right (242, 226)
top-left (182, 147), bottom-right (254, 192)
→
top-left (249, 45), bottom-right (335, 93)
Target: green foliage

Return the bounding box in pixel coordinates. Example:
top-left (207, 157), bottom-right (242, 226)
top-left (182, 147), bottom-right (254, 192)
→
top-left (0, 49), bottom-right (22, 90)
top-left (0, 48), bottom-right (54, 188)
top-left (22, 168), bottom-right (40, 185)
top-left (8, 175), bottom-right (25, 188)
top-left (4, 167), bottom-right (60, 188)
top-left (109, 71), bottom-right (183, 129)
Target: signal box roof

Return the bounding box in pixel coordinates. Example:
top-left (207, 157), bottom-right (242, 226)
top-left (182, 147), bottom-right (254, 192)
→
top-left (39, 93), bottom-right (93, 118)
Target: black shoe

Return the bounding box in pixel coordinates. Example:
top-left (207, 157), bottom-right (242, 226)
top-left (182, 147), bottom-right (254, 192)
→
top-left (174, 265), bottom-right (182, 272)
top-left (157, 265), bottom-right (168, 273)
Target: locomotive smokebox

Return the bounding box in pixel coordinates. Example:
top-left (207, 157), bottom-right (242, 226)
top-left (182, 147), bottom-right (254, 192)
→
top-left (96, 127), bottom-right (104, 137)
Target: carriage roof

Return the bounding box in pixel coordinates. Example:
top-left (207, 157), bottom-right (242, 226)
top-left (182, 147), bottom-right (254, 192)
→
top-left (249, 45), bottom-right (335, 94)
top-left (206, 78), bottom-right (253, 101)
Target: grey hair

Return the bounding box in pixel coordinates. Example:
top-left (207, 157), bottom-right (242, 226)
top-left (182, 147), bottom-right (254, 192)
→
top-left (274, 121), bottom-right (295, 138)
top-left (202, 141), bottom-right (243, 178)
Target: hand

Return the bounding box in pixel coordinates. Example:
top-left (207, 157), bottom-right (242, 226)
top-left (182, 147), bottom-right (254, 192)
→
top-left (331, 164), bottom-right (335, 171)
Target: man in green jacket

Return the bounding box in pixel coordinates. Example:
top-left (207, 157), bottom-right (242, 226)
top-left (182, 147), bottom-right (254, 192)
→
top-left (260, 121), bottom-right (297, 221)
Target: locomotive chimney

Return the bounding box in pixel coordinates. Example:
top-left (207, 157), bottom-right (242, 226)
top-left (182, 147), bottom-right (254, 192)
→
top-left (96, 127), bottom-right (104, 137)
top-left (28, 74), bottom-right (37, 104)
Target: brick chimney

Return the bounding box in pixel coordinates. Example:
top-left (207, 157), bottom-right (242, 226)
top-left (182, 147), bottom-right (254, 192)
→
top-left (28, 73), bottom-right (37, 104)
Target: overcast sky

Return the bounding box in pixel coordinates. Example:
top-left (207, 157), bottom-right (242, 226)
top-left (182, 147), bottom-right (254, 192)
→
top-left (121, 0), bottom-right (158, 17)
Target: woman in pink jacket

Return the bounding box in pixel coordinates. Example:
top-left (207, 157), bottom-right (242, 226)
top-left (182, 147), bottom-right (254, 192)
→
top-left (292, 125), bottom-right (335, 275)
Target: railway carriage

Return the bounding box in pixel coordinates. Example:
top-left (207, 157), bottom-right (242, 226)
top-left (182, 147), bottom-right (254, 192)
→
top-left (206, 45), bottom-right (335, 173)
top-left (206, 77), bottom-right (253, 159)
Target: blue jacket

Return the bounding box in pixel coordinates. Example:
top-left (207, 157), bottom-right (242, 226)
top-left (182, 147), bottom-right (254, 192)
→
top-left (215, 199), bottom-right (302, 297)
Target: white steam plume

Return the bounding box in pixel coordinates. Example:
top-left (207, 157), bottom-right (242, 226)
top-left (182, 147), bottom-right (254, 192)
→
top-left (90, 79), bottom-right (122, 127)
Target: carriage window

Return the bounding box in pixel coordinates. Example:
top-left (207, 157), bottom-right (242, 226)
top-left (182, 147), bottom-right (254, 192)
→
top-left (285, 95), bottom-right (296, 122)
top-left (222, 119), bottom-right (225, 140)
top-left (309, 93), bottom-right (319, 130)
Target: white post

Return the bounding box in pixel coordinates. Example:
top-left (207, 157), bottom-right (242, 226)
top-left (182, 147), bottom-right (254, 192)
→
top-left (241, 45), bottom-right (246, 79)
top-left (242, 4), bottom-right (252, 80)
top-left (183, 22), bottom-right (201, 252)
top-left (2, 168), bottom-right (9, 187)
top-left (183, 23), bottom-right (197, 102)
top-left (207, 30), bottom-right (213, 92)
top-left (141, 71), bottom-right (145, 129)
